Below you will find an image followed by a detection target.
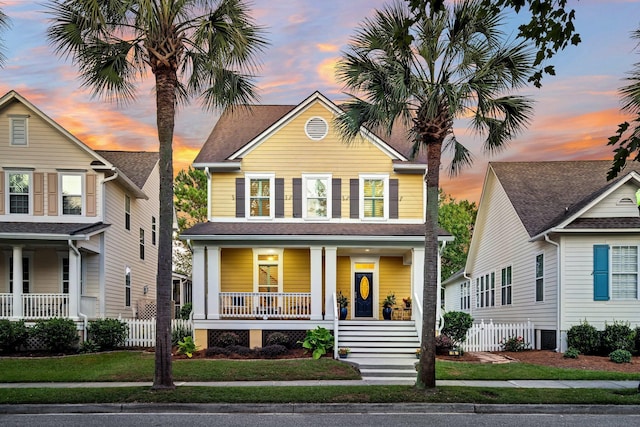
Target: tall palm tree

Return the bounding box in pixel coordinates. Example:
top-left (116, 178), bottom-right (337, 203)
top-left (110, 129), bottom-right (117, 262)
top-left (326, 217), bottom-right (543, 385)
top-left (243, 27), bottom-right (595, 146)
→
top-left (608, 27), bottom-right (640, 180)
top-left (46, 0), bottom-right (267, 389)
top-left (0, 7), bottom-right (10, 67)
top-left (336, 0), bottom-right (535, 389)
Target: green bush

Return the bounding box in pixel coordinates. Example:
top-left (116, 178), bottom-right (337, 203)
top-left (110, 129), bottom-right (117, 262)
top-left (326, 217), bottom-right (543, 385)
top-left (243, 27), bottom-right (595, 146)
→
top-left (172, 324), bottom-right (193, 346)
top-left (441, 311), bottom-right (473, 346)
top-left (266, 332), bottom-right (291, 348)
top-left (563, 347), bottom-right (580, 359)
top-left (216, 332), bottom-right (240, 347)
top-left (299, 326), bottom-right (334, 359)
top-left (635, 327), bottom-right (640, 354)
top-left (177, 336), bottom-right (198, 358)
top-left (31, 318), bottom-right (79, 353)
top-left (179, 303), bottom-right (193, 320)
top-left (566, 320), bottom-right (600, 355)
top-left (260, 344), bottom-right (288, 358)
top-left (227, 345), bottom-right (253, 356)
top-left (79, 339), bottom-right (101, 354)
top-left (205, 346), bottom-right (232, 357)
top-left (601, 321), bottom-right (635, 354)
top-left (435, 334), bottom-right (454, 354)
top-left (0, 319), bottom-right (29, 353)
top-left (87, 318), bottom-right (128, 350)
top-left (500, 336), bottom-right (529, 352)
top-left (609, 349), bottom-right (632, 364)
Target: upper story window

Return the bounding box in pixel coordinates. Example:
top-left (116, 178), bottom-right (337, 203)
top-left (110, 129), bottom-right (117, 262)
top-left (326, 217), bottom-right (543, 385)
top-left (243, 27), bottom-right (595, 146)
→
top-left (360, 175), bottom-right (388, 219)
top-left (151, 216), bottom-right (157, 245)
top-left (7, 171), bottom-right (31, 214)
top-left (246, 174), bottom-right (274, 219)
top-left (9, 116), bottom-right (28, 146)
top-left (501, 266), bottom-right (512, 305)
top-left (139, 228), bottom-right (145, 260)
top-left (124, 195), bottom-right (131, 230)
top-left (61, 173), bottom-right (83, 215)
top-left (303, 174), bottom-right (331, 219)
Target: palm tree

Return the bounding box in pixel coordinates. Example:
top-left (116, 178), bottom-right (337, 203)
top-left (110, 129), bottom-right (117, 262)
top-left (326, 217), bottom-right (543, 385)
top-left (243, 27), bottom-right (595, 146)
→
top-left (0, 7), bottom-right (10, 67)
top-left (608, 27), bottom-right (640, 180)
top-left (46, 0), bottom-right (267, 389)
top-left (336, 0), bottom-right (535, 389)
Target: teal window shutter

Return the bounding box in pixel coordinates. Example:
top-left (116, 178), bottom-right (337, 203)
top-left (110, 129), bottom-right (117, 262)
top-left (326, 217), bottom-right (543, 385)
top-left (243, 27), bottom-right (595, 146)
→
top-left (593, 245), bottom-right (610, 301)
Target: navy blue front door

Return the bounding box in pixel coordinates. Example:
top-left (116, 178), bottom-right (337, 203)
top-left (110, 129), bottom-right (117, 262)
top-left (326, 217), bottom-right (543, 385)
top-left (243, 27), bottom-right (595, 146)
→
top-left (355, 272), bottom-right (373, 317)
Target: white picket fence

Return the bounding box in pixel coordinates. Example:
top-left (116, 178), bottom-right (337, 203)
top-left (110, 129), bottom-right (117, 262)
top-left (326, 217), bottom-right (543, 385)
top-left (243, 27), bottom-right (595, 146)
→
top-left (461, 319), bottom-right (534, 352)
top-left (123, 318), bottom-right (193, 347)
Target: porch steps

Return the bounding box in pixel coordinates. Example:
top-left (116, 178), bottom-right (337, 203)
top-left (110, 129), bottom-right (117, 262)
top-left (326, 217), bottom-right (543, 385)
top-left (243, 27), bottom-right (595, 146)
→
top-left (338, 320), bottom-right (419, 381)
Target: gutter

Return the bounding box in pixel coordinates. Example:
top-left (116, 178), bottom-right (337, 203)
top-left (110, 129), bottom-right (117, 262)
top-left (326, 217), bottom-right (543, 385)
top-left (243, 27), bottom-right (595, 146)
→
top-left (544, 233), bottom-right (561, 352)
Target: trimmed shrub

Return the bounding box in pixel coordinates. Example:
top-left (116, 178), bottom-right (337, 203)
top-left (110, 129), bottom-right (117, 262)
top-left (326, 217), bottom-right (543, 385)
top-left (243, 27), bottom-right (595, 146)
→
top-left (179, 303), bottom-right (192, 320)
top-left (79, 339), bottom-right (101, 354)
top-left (205, 346), bottom-right (232, 357)
top-left (635, 327), bottom-right (640, 354)
top-left (500, 336), bottom-right (529, 352)
top-left (227, 345), bottom-right (253, 356)
top-left (216, 332), bottom-right (240, 347)
top-left (563, 347), bottom-right (580, 359)
top-left (609, 349), bottom-right (632, 364)
top-left (260, 344), bottom-right (288, 358)
top-left (441, 311), bottom-right (473, 346)
top-left (601, 321), bottom-right (635, 354)
top-left (31, 318), bottom-right (79, 353)
top-left (266, 332), bottom-right (291, 348)
top-left (566, 320), bottom-right (600, 355)
top-left (435, 334), bottom-right (454, 354)
top-left (0, 319), bottom-right (29, 353)
top-left (172, 324), bottom-right (193, 347)
top-left (87, 318), bottom-right (128, 350)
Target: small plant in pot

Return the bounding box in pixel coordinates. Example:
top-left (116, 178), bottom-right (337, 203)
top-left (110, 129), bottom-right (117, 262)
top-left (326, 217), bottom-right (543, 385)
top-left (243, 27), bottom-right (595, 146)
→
top-left (337, 292), bottom-right (349, 320)
top-left (403, 296), bottom-right (412, 308)
top-left (382, 292), bottom-right (396, 320)
top-left (338, 347), bottom-right (350, 358)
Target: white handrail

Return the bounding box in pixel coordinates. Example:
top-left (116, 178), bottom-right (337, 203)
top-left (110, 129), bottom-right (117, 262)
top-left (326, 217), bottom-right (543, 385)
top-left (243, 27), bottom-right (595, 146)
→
top-left (332, 292), bottom-right (339, 359)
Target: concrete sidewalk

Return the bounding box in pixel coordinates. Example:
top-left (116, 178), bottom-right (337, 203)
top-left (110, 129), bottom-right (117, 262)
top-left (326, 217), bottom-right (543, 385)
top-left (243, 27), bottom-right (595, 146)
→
top-left (0, 379), bottom-right (638, 388)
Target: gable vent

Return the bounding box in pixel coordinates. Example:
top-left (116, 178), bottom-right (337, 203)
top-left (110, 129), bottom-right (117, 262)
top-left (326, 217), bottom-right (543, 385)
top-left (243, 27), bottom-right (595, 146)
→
top-left (617, 197), bottom-right (635, 206)
top-left (305, 117), bottom-right (328, 140)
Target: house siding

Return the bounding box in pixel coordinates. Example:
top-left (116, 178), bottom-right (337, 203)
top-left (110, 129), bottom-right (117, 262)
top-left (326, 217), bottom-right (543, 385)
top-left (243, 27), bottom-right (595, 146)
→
top-left (283, 249), bottom-right (310, 293)
top-left (466, 171), bottom-right (558, 331)
top-left (220, 248), bottom-right (253, 292)
top-left (582, 182), bottom-right (639, 218)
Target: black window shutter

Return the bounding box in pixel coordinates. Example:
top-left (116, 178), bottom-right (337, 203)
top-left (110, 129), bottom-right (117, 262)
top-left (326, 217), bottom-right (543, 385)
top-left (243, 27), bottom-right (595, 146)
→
top-left (332, 178), bottom-right (341, 218)
top-left (235, 178), bottom-right (245, 218)
top-left (275, 178), bottom-right (285, 218)
top-left (389, 179), bottom-right (399, 219)
top-left (350, 179), bottom-right (359, 218)
top-left (292, 178), bottom-right (302, 218)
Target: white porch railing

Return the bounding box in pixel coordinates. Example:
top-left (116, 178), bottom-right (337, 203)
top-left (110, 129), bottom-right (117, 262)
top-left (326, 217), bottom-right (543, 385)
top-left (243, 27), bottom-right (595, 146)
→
top-left (461, 319), bottom-right (535, 352)
top-left (219, 292), bottom-right (312, 319)
top-left (124, 318), bottom-right (193, 347)
top-left (0, 294), bottom-right (12, 317)
top-left (23, 294), bottom-right (70, 319)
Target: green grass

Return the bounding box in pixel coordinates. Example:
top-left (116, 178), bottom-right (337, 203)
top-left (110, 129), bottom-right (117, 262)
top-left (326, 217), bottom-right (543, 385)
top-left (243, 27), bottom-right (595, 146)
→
top-left (0, 386), bottom-right (639, 405)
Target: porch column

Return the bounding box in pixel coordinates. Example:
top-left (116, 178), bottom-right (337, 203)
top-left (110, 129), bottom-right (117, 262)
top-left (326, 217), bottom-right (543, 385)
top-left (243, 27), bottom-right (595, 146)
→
top-left (11, 245), bottom-right (23, 319)
top-left (310, 246), bottom-right (323, 320)
top-left (207, 246), bottom-right (220, 320)
top-left (412, 247), bottom-right (424, 341)
top-left (323, 246), bottom-right (337, 320)
top-left (68, 245), bottom-right (80, 320)
top-left (191, 244), bottom-right (206, 320)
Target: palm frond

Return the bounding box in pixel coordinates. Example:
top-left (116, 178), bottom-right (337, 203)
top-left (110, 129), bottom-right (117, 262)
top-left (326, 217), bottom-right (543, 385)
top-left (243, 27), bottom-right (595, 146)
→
top-left (444, 134), bottom-right (473, 177)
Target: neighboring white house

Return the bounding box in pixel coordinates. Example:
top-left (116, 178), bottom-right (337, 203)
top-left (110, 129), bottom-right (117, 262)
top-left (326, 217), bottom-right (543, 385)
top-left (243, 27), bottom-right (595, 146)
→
top-left (0, 90), bottom-right (160, 328)
top-left (443, 161), bottom-right (640, 352)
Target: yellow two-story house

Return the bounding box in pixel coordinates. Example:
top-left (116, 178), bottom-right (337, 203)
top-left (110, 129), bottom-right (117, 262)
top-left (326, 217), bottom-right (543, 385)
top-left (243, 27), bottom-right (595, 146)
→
top-left (183, 92), bottom-right (450, 350)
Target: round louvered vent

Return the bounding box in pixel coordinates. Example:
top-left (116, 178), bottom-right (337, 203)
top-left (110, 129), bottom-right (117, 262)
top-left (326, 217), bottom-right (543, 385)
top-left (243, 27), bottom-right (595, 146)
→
top-left (305, 117), bottom-right (328, 140)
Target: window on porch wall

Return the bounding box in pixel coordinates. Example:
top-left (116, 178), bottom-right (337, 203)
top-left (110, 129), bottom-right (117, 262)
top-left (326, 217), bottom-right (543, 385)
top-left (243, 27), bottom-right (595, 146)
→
top-left (9, 257), bottom-right (29, 293)
top-left (62, 258), bottom-right (69, 293)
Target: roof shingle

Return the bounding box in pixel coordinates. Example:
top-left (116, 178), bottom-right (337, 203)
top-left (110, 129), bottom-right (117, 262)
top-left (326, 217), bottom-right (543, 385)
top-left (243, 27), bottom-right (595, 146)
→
top-left (96, 150), bottom-right (159, 188)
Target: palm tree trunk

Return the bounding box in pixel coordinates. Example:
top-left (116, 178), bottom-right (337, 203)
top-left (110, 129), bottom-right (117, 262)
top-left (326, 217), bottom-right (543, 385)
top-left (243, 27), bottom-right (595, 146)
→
top-left (152, 67), bottom-right (177, 390)
top-left (417, 140), bottom-right (442, 389)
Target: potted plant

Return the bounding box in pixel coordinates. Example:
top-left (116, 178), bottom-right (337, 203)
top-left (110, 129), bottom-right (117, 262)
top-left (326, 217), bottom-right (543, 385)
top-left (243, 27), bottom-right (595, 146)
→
top-left (337, 292), bottom-right (349, 320)
top-left (382, 292), bottom-right (396, 320)
top-left (403, 296), bottom-right (412, 308)
top-left (338, 347), bottom-right (350, 358)
top-left (415, 348), bottom-right (421, 359)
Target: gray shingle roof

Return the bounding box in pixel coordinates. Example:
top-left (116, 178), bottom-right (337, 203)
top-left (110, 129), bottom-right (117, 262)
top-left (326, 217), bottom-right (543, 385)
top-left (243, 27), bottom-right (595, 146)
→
top-left (96, 150), bottom-right (159, 188)
top-left (491, 160), bottom-right (640, 237)
top-left (193, 98), bottom-right (427, 165)
top-left (0, 222), bottom-right (110, 236)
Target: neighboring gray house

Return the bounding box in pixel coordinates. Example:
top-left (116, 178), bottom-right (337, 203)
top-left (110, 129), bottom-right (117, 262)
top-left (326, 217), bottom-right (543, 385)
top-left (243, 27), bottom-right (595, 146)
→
top-left (0, 90), bottom-right (160, 328)
top-left (444, 161), bottom-right (640, 351)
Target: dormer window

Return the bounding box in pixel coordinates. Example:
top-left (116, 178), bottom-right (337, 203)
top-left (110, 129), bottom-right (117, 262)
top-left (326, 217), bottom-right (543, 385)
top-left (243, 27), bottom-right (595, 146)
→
top-left (9, 116), bottom-right (28, 146)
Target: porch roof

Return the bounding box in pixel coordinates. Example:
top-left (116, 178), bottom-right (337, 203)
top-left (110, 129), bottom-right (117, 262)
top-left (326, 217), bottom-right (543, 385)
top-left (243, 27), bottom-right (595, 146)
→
top-left (0, 222), bottom-right (110, 240)
top-left (182, 221), bottom-right (451, 243)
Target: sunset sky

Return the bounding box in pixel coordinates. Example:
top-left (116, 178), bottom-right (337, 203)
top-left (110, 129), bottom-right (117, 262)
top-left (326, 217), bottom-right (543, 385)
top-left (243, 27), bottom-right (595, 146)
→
top-left (1, 0), bottom-right (638, 203)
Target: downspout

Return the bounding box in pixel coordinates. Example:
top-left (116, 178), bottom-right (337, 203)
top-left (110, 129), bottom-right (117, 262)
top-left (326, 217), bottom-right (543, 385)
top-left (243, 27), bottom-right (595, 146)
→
top-left (99, 168), bottom-right (119, 318)
top-left (544, 233), bottom-right (561, 352)
top-left (463, 271), bottom-right (472, 318)
top-left (205, 167), bottom-right (212, 222)
top-left (69, 239), bottom-right (87, 341)
top-left (436, 240), bottom-right (447, 332)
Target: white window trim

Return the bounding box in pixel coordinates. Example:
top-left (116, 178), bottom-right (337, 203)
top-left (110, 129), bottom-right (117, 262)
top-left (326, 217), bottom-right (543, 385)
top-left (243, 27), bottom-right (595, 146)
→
top-left (59, 172), bottom-right (85, 216)
top-left (610, 244), bottom-right (639, 300)
top-left (5, 170), bottom-right (33, 215)
top-left (252, 248), bottom-right (283, 293)
top-left (9, 116), bottom-right (28, 146)
top-left (302, 173), bottom-right (332, 220)
top-left (125, 266), bottom-right (132, 307)
top-left (359, 174), bottom-right (389, 220)
top-left (245, 173), bottom-right (275, 219)
top-left (124, 194), bottom-right (131, 231)
top-left (501, 265), bottom-right (512, 306)
top-left (535, 252), bottom-right (544, 302)
top-left (475, 271), bottom-right (495, 308)
top-left (460, 280), bottom-right (470, 311)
